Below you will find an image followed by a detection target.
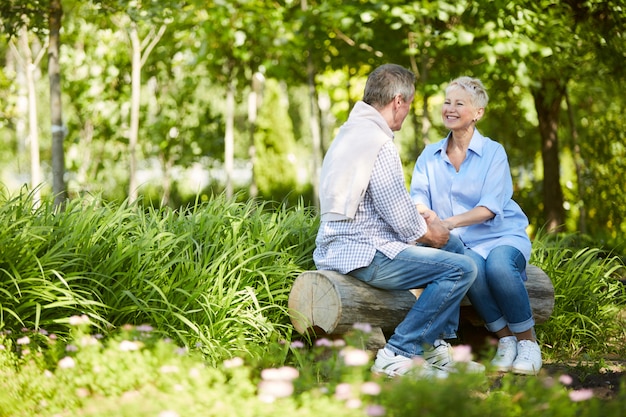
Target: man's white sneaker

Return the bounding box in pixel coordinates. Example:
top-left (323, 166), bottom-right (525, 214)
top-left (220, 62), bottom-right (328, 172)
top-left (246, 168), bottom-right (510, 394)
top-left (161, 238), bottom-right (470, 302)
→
top-left (424, 340), bottom-right (485, 374)
top-left (511, 340), bottom-right (542, 375)
top-left (371, 349), bottom-right (448, 379)
top-left (491, 336), bottom-right (517, 372)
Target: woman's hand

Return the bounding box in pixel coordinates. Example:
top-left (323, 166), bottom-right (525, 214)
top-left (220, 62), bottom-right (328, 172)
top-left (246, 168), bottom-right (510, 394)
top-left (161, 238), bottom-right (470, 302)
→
top-left (441, 219), bottom-right (455, 230)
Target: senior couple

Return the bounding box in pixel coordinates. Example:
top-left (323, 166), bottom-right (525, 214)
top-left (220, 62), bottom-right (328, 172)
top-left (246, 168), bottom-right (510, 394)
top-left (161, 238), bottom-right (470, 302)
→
top-left (313, 64), bottom-right (542, 378)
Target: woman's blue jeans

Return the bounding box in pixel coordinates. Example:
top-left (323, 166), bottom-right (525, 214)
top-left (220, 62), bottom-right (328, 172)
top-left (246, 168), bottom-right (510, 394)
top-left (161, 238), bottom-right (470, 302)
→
top-left (349, 236), bottom-right (477, 357)
top-left (464, 245), bottom-right (535, 334)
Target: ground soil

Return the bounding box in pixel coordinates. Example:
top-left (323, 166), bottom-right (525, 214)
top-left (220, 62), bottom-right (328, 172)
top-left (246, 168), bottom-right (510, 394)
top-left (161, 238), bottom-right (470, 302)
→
top-left (541, 359), bottom-right (625, 400)
top-left (458, 321), bottom-right (626, 400)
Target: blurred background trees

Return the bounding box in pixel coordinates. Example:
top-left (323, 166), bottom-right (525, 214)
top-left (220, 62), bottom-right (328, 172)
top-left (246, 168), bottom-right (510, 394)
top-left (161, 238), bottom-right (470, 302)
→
top-left (0, 0), bottom-right (625, 253)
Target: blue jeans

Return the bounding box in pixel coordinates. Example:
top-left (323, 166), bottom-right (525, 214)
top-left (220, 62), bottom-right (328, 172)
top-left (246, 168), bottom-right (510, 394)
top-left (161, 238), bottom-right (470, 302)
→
top-left (465, 246), bottom-right (535, 334)
top-left (349, 236), bottom-right (476, 357)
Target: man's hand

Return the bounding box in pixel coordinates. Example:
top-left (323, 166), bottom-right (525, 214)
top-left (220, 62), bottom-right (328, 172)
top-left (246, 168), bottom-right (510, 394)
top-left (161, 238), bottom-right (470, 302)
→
top-left (417, 215), bottom-right (450, 248)
top-left (418, 207), bottom-right (439, 222)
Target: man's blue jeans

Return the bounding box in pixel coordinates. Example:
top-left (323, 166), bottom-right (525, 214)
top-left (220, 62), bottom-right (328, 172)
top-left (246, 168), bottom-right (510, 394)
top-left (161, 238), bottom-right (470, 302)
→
top-left (350, 236), bottom-right (477, 358)
top-left (464, 245), bottom-right (535, 334)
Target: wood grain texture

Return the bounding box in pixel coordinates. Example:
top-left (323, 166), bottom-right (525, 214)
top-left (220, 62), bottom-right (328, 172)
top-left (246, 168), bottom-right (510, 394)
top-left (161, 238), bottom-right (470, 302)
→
top-left (288, 265), bottom-right (554, 335)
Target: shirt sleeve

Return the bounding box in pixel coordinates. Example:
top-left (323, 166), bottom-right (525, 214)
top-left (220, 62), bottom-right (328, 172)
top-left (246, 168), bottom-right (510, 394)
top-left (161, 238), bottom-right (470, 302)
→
top-left (368, 142), bottom-right (427, 243)
top-left (476, 145), bottom-right (514, 226)
top-left (409, 151), bottom-right (432, 208)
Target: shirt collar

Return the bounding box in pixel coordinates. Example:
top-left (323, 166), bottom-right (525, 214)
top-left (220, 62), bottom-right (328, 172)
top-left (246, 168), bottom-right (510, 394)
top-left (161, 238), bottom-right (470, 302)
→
top-left (434, 129), bottom-right (487, 157)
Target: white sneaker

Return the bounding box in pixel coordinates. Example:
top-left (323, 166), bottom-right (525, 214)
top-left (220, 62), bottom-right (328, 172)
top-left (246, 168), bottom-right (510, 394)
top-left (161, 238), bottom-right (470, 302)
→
top-left (371, 349), bottom-right (448, 379)
top-left (491, 336), bottom-right (517, 372)
top-left (512, 340), bottom-right (542, 375)
top-left (424, 340), bottom-right (485, 374)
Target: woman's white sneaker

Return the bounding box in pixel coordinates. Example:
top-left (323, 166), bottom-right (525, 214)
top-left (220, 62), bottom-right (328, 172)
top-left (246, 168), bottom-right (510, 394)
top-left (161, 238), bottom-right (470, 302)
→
top-left (511, 340), bottom-right (542, 375)
top-left (490, 336), bottom-right (517, 372)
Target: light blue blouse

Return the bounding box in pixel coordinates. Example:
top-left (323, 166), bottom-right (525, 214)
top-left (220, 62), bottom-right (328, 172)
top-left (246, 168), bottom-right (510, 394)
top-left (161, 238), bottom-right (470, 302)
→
top-left (409, 129), bottom-right (532, 263)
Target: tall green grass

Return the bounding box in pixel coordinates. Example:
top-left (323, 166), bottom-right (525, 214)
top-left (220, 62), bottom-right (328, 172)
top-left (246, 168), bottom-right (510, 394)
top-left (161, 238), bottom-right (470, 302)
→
top-left (532, 231), bottom-right (626, 360)
top-left (0, 191), bottom-right (317, 364)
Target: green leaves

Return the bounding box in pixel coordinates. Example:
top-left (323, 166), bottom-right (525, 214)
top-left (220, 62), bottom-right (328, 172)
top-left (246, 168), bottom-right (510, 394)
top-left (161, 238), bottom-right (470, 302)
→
top-left (0, 193), bottom-right (317, 363)
top-left (532, 231), bottom-right (626, 360)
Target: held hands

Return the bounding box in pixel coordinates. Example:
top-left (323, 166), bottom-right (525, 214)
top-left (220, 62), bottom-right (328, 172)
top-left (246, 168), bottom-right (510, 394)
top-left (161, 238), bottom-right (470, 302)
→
top-left (441, 219), bottom-right (455, 230)
top-left (418, 213), bottom-right (450, 248)
top-left (421, 207), bottom-right (455, 231)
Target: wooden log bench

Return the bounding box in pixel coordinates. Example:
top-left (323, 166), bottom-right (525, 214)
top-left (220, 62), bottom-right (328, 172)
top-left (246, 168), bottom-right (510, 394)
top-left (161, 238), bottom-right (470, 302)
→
top-left (288, 265), bottom-right (554, 351)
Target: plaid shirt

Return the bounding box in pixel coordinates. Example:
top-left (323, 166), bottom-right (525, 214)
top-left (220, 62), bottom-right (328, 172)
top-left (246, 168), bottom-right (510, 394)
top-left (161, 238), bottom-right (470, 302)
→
top-left (313, 141), bottom-right (428, 274)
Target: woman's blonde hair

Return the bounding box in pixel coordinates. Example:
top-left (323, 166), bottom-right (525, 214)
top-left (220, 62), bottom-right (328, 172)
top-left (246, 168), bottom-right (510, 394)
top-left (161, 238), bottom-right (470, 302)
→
top-left (446, 76), bottom-right (489, 109)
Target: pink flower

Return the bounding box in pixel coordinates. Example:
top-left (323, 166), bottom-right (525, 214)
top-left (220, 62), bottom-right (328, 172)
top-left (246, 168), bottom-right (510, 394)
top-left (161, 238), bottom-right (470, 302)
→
top-left (136, 324), bottom-right (154, 332)
top-left (223, 357), bottom-right (244, 368)
top-left (569, 389), bottom-right (594, 402)
top-left (16, 336), bottom-right (30, 345)
top-left (340, 347), bottom-right (370, 366)
top-left (68, 315), bottom-right (90, 326)
top-left (118, 340), bottom-right (140, 351)
top-left (334, 383), bottom-right (353, 400)
top-left (258, 380), bottom-right (294, 402)
top-left (76, 387), bottom-right (90, 398)
top-left (290, 340), bottom-right (305, 349)
top-left (159, 365), bottom-right (179, 374)
top-left (346, 398), bottom-right (362, 409)
top-left (360, 381), bottom-right (381, 396)
top-left (559, 374), bottom-right (573, 386)
top-left (366, 405), bottom-right (386, 417)
top-left (451, 345), bottom-right (473, 363)
top-left (58, 356), bottom-right (76, 369)
top-left (261, 366), bottom-right (299, 381)
top-left (352, 323), bottom-right (372, 333)
top-left (315, 338), bottom-right (333, 347)
top-left (411, 356), bottom-right (426, 366)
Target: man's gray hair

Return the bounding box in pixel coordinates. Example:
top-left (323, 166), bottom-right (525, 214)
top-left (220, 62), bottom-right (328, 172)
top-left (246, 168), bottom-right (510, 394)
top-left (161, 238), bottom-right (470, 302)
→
top-left (363, 64), bottom-right (415, 109)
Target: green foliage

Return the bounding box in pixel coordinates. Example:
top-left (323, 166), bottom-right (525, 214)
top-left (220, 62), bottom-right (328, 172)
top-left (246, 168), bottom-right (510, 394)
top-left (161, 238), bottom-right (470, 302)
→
top-left (253, 78), bottom-right (302, 205)
top-left (532, 231), bottom-right (626, 360)
top-left (1, 322), bottom-right (624, 416)
top-left (0, 192), bottom-right (317, 365)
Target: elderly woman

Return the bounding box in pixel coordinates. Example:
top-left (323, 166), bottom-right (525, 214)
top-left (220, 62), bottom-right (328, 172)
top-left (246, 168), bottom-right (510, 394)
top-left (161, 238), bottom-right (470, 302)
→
top-left (409, 76), bottom-right (542, 375)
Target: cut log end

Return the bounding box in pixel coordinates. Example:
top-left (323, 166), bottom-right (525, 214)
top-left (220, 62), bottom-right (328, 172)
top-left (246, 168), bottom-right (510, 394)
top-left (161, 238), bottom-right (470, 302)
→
top-left (288, 271), bottom-right (342, 334)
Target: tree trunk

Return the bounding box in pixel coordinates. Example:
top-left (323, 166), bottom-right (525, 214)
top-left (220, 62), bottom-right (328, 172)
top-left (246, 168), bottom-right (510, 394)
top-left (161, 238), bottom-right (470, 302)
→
top-left (565, 88), bottom-right (585, 234)
top-left (224, 80), bottom-right (235, 199)
top-left (126, 23), bottom-right (166, 204)
top-left (248, 72), bottom-right (264, 199)
top-left (532, 79), bottom-right (566, 233)
top-left (49, 0), bottom-right (66, 208)
top-left (128, 23), bottom-right (141, 203)
top-left (307, 58), bottom-right (322, 209)
top-left (17, 27), bottom-right (42, 207)
top-left (301, 0), bottom-right (322, 209)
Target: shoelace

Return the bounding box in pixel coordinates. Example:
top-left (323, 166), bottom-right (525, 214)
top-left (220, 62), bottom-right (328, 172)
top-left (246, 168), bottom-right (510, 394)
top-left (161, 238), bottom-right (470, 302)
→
top-left (516, 341), bottom-right (534, 360)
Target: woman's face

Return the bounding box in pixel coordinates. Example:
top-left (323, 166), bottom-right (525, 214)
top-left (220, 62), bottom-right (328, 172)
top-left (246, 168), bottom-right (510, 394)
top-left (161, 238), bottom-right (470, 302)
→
top-left (442, 87), bottom-right (482, 131)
